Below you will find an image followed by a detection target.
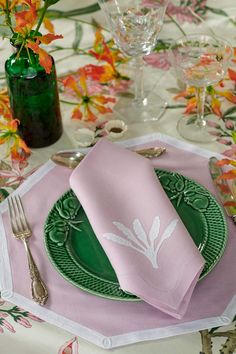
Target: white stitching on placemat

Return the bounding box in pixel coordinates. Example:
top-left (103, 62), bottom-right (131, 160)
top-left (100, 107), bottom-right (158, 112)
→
top-left (2, 292), bottom-right (235, 349)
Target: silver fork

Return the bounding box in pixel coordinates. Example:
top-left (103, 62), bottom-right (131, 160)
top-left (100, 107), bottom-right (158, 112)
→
top-left (8, 195), bottom-right (48, 305)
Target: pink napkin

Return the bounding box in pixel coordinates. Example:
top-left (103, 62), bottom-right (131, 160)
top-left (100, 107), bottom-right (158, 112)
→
top-left (69, 139), bottom-right (205, 319)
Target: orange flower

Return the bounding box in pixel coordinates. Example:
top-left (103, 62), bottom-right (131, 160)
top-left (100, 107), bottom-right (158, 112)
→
top-left (14, 0), bottom-right (37, 35)
top-left (88, 29), bottom-right (128, 83)
top-left (198, 54), bottom-right (215, 66)
top-left (37, 33), bottom-right (63, 45)
top-left (90, 29), bottom-right (115, 68)
top-left (216, 159), bottom-right (236, 207)
top-left (42, 17), bottom-right (55, 33)
top-left (0, 119), bottom-right (18, 142)
top-left (174, 83), bottom-right (236, 119)
top-left (81, 63), bottom-right (118, 83)
top-left (211, 96), bottom-right (222, 117)
top-left (9, 0), bottom-right (63, 74)
top-left (216, 158), bottom-right (236, 187)
top-left (173, 87), bottom-right (199, 114)
top-left (232, 48), bottom-right (236, 63)
top-left (10, 139), bottom-right (31, 161)
top-left (215, 89), bottom-right (236, 104)
top-left (217, 169), bottom-right (236, 180)
top-left (62, 75), bottom-right (116, 122)
top-left (228, 68), bottom-right (236, 81)
top-left (26, 40), bottom-right (52, 73)
top-left (185, 96), bottom-right (197, 114)
top-left (174, 87), bottom-right (195, 100)
top-left (217, 158), bottom-right (236, 167)
top-left (224, 201), bottom-right (236, 207)
top-left (0, 0), bottom-right (23, 10)
top-left (26, 33), bottom-right (63, 73)
top-left (0, 88), bottom-right (12, 120)
top-left (32, 0), bottom-right (41, 9)
top-left (81, 64), bottom-right (107, 81)
top-left (0, 119), bottom-right (30, 158)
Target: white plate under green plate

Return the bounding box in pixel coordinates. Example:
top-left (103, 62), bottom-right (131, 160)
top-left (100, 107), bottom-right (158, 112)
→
top-left (44, 169), bottom-right (228, 301)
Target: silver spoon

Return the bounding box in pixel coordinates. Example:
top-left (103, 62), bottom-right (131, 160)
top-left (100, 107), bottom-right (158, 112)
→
top-left (51, 147), bottom-right (166, 169)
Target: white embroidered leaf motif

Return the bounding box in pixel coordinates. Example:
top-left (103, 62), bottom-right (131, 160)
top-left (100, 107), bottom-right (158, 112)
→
top-left (113, 221), bottom-right (146, 250)
top-left (103, 217), bottom-right (178, 269)
top-left (103, 233), bottom-right (146, 254)
top-left (148, 216), bottom-right (160, 248)
top-left (155, 219), bottom-right (178, 255)
top-left (133, 219), bottom-right (149, 248)
top-left (113, 221), bottom-right (136, 243)
top-left (103, 233), bottom-right (132, 247)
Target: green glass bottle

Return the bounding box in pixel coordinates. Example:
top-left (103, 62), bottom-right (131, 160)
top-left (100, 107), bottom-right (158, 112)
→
top-left (5, 48), bottom-right (62, 148)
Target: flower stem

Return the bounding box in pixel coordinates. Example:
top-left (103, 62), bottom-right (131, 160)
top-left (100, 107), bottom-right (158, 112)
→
top-left (26, 46), bottom-right (33, 65)
top-left (16, 41), bottom-right (26, 60)
top-left (5, 0), bottom-right (14, 34)
top-left (45, 4), bottom-right (101, 19)
top-left (0, 309), bottom-right (10, 314)
top-left (60, 99), bottom-right (78, 106)
top-left (166, 13), bottom-right (186, 36)
top-left (166, 104), bottom-right (186, 109)
top-left (187, 8), bottom-right (216, 36)
top-left (34, 2), bottom-right (49, 34)
top-left (56, 53), bottom-right (77, 64)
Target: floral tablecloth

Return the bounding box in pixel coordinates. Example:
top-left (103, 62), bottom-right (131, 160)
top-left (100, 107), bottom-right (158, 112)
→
top-left (1, 1), bottom-right (236, 353)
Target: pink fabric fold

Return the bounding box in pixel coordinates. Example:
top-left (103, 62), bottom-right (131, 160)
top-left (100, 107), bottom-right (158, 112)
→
top-left (69, 139), bottom-right (205, 318)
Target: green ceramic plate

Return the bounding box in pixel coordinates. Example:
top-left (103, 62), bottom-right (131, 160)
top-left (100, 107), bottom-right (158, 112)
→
top-left (44, 169), bottom-right (228, 301)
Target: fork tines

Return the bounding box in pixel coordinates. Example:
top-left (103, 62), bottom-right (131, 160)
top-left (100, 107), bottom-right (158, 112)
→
top-left (8, 195), bottom-right (31, 239)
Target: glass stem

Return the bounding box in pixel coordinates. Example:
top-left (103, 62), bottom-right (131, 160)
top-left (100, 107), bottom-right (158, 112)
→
top-left (134, 55), bottom-right (144, 103)
top-left (195, 86), bottom-right (207, 128)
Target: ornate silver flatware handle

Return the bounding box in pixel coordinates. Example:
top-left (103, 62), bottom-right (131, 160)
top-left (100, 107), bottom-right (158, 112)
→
top-left (8, 195), bottom-right (48, 305)
top-left (23, 238), bottom-right (48, 305)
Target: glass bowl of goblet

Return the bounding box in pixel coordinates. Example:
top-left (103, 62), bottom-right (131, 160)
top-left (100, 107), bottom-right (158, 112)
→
top-left (169, 34), bottom-right (233, 143)
top-left (98, 0), bottom-right (169, 123)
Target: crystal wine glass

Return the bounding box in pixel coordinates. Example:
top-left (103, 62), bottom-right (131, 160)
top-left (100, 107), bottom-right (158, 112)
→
top-left (169, 34), bottom-right (233, 143)
top-left (98, 0), bottom-right (169, 123)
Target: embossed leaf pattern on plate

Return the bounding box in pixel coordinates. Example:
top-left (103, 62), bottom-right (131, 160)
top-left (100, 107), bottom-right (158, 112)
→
top-left (158, 170), bottom-right (210, 211)
top-left (45, 193), bottom-right (83, 246)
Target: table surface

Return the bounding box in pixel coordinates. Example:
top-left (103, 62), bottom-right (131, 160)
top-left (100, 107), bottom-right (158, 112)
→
top-left (1, 1), bottom-right (236, 353)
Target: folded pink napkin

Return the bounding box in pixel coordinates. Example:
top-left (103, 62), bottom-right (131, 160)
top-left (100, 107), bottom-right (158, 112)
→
top-left (69, 139), bottom-right (205, 319)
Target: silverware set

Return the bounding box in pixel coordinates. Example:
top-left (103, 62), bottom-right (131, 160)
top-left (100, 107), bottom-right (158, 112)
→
top-left (50, 146), bottom-right (167, 169)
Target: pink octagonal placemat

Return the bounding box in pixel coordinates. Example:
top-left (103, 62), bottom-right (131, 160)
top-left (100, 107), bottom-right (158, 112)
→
top-left (0, 133), bottom-right (236, 349)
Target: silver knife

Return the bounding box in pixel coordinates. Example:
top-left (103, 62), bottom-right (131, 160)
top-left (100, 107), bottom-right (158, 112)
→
top-left (209, 156), bottom-right (236, 225)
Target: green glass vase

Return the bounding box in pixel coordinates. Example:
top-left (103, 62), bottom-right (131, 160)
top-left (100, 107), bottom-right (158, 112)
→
top-left (5, 48), bottom-right (62, 148)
